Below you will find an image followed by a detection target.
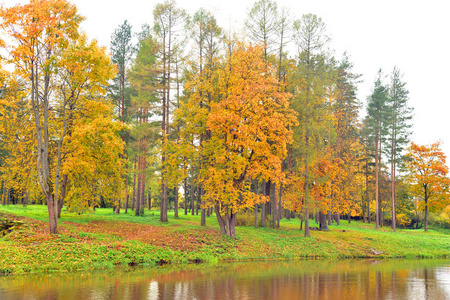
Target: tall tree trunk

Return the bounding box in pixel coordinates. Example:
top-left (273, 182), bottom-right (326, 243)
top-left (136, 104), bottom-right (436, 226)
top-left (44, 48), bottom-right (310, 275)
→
top-left (174, 187), bottom-right (178, 218)
top-left (304, 125), bottom-right (310, 237)
top-left (391, 159), bottom-right (396, 232)
top-left (277, 183), bottom-right (282, 227)
top-left (196, 183), bottom-right (200, 215)
top-left (191, 181), bottom-right (195, 216)
top-left (116, 199), bottom-right (121, 214)
top-left (200, 185), bottom-right (206, 226)
top-left (366, 156), bottom-right (370, 223)
top-left (125, 163), bottom-right (129, 214)
top-left (2, 181), bottom-right (6, 206)
top-left (132, 155), bottom-right (137, 211)
top-left (46, 194), bottom-right (57, 234)
top-left (22, 189), bottom-right (28, 207)
top-left (272, 182), bottom-right (277, 228)
top-left (125, 194), bottom-right (129, 214)
top-left (327, 210), bottom-right (332, 226)
top-left (335, 212), bottom-right (341, 225)
top-left (148, 188), bottom-right (152, 210)
top-left (214, 204), bottom-right (226, 235)
top-left (135, 171), bottom-right (141, 216)
top-left (375, 130), bottom-right (380, 229)
top-left (261, 179), bottom-right (267, 227)
top-left (319, 211), bottom-right (329, 231)
top-left (184, 177), bottom-right (188, 215)
top-left (254, 178), bottom-right (258, 228)
top-left (424, 185), bottom-right (428, 232)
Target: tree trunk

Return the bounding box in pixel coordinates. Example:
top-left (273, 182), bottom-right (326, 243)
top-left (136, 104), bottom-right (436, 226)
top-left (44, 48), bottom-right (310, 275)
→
top-left (253, 178), bottom-right (259, 228)
top-left (56, 175), bottom-right (68, 218)
top-left (319, 211), bottom-right (329, 231)
top-left (135, 175), bottom-right (141, 216)
top-left (424, 192), bottom-right (428, 232)
top-left (335, 212), bottom-right (341, 226)
top-left (272, 182), bottom-right (277, 228)
top-left (184, 177), bottom-right (188, 215)
top-left (148, 188), bottom-right (152, 210)
top-left (214, 205), bottom-right (226, 235)
top-left (347, 212), bottom-right (351, 223)
top-left (375, 130), bottom-right (380, 229)
top-left (160, 183), bottom-right (168, 222)
top-left (125, 165), bottom-right (129, 214)
top-left (2, 181), bottom-right (6, 206)
top-left (116, 199), bottom-right (121, 214)
top-left (225, 211), bottom-right (237, 238)
top-left (300, 213), bottom-right (303, 230)
top-left (304, 151), bottom-right (310, 237)
top-left (22, 189), bottom-right (28, 207)
top-left (200, 186), bottom-right (206, 226)
top-left (191, 181), bottom-right (195, 216)
top-left (47, 194), bottom-right (57, 234)
top-left (261, 179), bottom-right (266, 227)
top-left (196, 183), bottom-right (200, 215)
top-left (174, 187), bottom-right (178, 218)
top-left (327, 210), bottom-right (332, 225)
top-left (365, 154), bottom-right (370, 223)
top-left (278, 184), bottom-right (282, 227)
top-left (391, 159), bottom-right (396, 232)
top-left (132, 155), bottom-right (137, 211)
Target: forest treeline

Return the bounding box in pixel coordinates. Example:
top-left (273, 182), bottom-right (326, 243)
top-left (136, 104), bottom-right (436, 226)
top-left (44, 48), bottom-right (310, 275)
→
top-left (1, 0), bottom-right (449, 237)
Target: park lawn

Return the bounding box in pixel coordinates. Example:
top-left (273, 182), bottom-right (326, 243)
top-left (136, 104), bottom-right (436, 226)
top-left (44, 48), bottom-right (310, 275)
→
top-left (1, 205), bottom-right (449, 274)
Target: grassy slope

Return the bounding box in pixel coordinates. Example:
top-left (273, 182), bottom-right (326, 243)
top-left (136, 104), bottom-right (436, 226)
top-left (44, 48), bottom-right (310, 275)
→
top-left (1, 205), bottom-right (449, 274)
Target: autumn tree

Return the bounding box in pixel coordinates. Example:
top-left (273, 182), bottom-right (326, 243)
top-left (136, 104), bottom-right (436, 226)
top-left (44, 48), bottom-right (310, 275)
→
top-left (184, 8), bottom-right (222, 224)
top-left (405, 142), bottom-right (450, 231)
top-left (384, 67), bottom-right (413, 231)
top-left (0, 0), bottom-right (117, 233)
top-left (290, 14), bottom-right (332, 237)
top-left (180, 42), bottom-right (295, 237)
top-left (330, 54), bottom-right (362, 225)
top-left (128, 33), bottom-right (161, 216)
top-left (153, 0), bottom-right (186, 222)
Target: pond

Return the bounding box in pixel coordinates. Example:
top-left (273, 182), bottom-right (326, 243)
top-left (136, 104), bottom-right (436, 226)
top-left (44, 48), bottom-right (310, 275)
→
top-left (1, 259), bottom-right (449, 299)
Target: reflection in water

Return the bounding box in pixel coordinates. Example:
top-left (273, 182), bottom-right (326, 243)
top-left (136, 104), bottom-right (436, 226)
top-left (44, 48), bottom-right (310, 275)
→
top-left (0, 259), bottom-right (449, 300)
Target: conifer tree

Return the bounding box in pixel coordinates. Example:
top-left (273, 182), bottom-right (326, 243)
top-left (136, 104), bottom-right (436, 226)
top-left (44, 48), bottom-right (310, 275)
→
top-left (384, 67), bottom-right (413, 231)
top-left (365, 70), bottom-right (389, 229)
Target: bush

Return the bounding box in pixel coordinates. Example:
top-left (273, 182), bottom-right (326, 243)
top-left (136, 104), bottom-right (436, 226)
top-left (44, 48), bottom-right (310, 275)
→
top-left (396, 213), bottom-right (411, 228)
top-left (236, 211), bottom-right (255, 227)
top-left (236, 210), bottom-right (274, 227)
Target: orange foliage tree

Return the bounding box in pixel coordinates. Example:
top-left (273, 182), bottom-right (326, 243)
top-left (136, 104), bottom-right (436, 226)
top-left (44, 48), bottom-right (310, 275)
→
top-left (180, 41), bottom-right (296, 237)
top-left (405, 142), bottom-right (450, 231)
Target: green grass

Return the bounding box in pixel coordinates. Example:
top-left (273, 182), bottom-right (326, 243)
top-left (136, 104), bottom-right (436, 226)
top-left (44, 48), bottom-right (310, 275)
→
top-left (1, 204), bottom-right (449, 275)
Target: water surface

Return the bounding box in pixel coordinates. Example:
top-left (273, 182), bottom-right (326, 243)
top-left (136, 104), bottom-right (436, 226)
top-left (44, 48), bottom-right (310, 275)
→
top-left (1, 259), bottom-right (449, 299)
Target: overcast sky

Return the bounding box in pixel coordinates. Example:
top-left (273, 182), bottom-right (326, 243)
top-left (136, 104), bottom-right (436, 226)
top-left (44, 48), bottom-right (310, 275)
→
top-left (5, 0), bottom-right (450, 158)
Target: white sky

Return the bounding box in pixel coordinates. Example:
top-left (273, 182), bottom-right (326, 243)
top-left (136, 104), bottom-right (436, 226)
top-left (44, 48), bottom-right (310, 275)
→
top-left (4, 0), bottom-right (450, 158)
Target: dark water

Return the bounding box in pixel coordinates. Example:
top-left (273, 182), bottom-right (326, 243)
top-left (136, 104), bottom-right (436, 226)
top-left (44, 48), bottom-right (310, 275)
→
top-left (1, 259), bottom-right (449, 300)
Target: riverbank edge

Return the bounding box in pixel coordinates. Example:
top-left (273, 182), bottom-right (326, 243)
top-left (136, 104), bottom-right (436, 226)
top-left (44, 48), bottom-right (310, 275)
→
top-left (1, 209), bottom-right (450, 275)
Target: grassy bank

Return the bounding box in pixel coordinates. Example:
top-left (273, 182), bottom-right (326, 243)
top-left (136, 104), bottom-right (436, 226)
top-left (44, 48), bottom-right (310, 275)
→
top-left (1, 205), bottom-right (449, 275)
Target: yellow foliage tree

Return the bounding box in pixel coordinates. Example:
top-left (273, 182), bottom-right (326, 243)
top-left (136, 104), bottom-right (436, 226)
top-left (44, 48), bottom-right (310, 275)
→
top-left (187, 42), bottom-right (296, 237)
